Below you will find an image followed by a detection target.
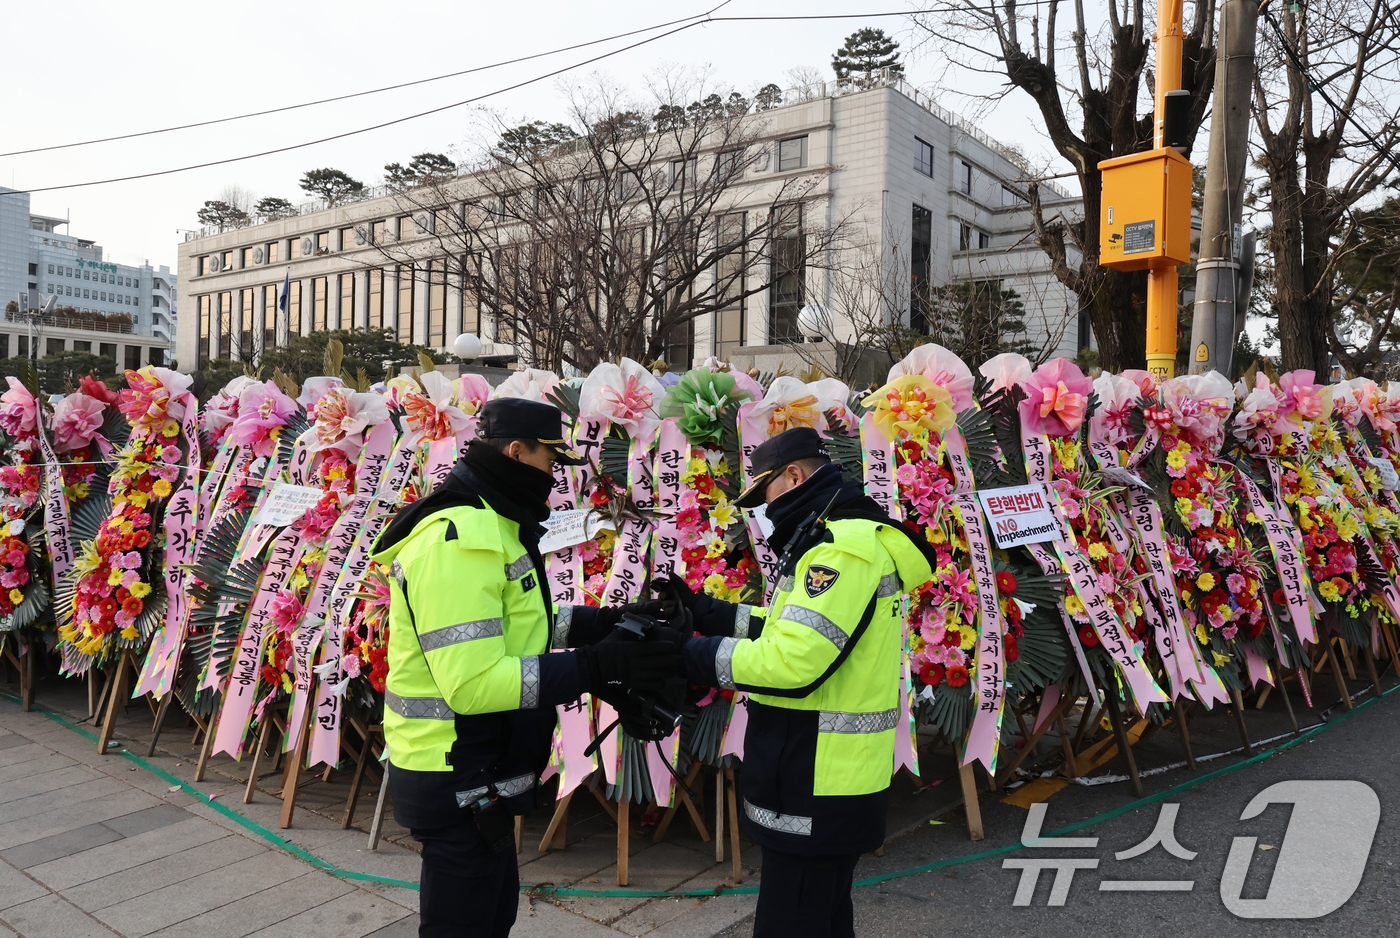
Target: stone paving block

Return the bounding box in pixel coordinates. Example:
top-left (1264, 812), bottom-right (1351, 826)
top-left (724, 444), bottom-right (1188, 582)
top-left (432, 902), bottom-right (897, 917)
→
top-left (27, 817), bottom-right (227, 891)
top-left (642, 881), bottom-right (757, 938)
top-left (0, 787), bottom-right (158, 851)
top-left (0, 893), bottom-right (123, 938)
top-left (0, 751), bottom-right (73, 784)
top-left (93, 849), bottom-right (311, 936)
top-left (611, 895), bottom-right (707, 936)
top-left (0, 764), bottom-right (104, 806)
top-left (0, 823), bottom-right (125, 871)
top-left (517, 895), bottom-right (631, 937)
top-left (0, 776), bottom-right (130, 825)
top-left (364, 916), bottom-right (419, 938)
top-left (63, 833), bottom-right (267, 913)
top-left (240, 886), bottom-right (413, 938)
top-left (0, 734), bottom-right (29, 751)
top-left (102, 803), bottom-right (189, 838)
top-left (0, 857), bottom-right (52, 910)
top-left (144, 869), bottom-right (352, 938)
top-left (0, 741), bottom-right (46, 768)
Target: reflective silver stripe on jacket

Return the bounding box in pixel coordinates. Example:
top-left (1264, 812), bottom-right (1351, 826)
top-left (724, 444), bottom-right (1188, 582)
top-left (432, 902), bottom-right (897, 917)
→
top-left (520, 655), bottom-right (541, 708)
top-left (391, 559), bottom-right (407, 592)
top-left (776, 603), bottom-right (850, 650)
top-left (875, 573), bottom-right (902, 598)
top-left (776, 574), bottom-right (795, 594)
top-left (743, 798), bottom-right (812, 836)
top-left (418, 618), bottom-right (504, 652)
top-left (715, 637), bottom-right (740, 690)
top-left (385, 691), bottom-right (454, 721)
top-left (552, 604), bottom-right (574, 650)
top-left (733, 604), bottom-right (755, 640)
top-left (454, 772), bottom-right (538, 807)
top-left (505, 555), bottom-right (534, 581)
top-left (817, 708), bottom-right (899, 735)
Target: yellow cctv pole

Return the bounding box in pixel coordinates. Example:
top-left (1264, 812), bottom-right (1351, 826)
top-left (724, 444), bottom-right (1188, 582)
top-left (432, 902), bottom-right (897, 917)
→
top-left (1146, 0), bottom-right (1184, 380)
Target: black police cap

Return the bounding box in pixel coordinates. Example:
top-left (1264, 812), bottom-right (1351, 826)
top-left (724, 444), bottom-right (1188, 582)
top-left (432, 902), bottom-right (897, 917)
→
top-left (735, 426), bottom-right (830, 508)
top-left (477, 398), bottom-right (588, 465)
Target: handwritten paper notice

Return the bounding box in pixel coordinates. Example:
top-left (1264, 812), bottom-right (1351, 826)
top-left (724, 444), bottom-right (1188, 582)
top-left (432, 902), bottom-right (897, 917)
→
top-left (249, 483), bottom-right (325, 527)
top-left (538, 509), bottom-right (615, 555)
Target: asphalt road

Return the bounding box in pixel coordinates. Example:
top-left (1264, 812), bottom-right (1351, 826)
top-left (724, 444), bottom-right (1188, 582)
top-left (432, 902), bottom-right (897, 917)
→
top-left (720, 687), bottom-right (1400, 938)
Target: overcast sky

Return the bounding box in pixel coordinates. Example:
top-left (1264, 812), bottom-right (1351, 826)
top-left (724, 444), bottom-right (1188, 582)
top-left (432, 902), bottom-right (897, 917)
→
top-left (3, 1), bottom-right (1067, 273)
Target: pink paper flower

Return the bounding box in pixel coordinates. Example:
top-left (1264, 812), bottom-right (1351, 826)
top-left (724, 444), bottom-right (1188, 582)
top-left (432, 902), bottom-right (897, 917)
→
top-left (311, 387), bottom-right (391, 456)
top-left (1278, 370), bottom-right (1333, 422)
top-left (1160, 372), bottom-right (1234, 447)
top-left (401, 372), bottom-right (473, 441)
top-left (1019, 359), bottom-right (1091, 437)
top-left (227, 380), bottom-right (298, 457)
top-left (50, 392), bottom-right (106, 453)
top-left (0, 378), bottom-right (38, 438)
top-left (1089, 373), bottom-right (1142, 445)
top-left (579, 359), bottom-right (665, 445)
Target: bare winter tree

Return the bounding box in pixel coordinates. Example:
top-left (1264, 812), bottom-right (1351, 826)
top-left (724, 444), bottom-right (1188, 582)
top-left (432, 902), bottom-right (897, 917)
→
top-left (915, 1), bottom-right (1219, 371)
top-left (1250, 0), bottom-right (1400, 374)
top-left (369, 74), bottom-right (853, 372)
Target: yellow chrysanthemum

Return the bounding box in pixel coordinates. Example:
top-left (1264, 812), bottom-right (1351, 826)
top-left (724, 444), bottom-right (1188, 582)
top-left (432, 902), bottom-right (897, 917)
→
top-left (960, 629), bottom-right (976, 651)
top-left (151, 479), bottom-right (172, 498)
top-left (703, 572), bottom-right (727, 596)
top-left (1087, 542), bottom-right (1109, 560)
top-left (1166, 450), bottom-right (1187, 470)
top-left (107, 569), bottom-right (124, 587)
top-left (1064, 594), bottom-right (1086, 618)
top-left (1196, 572), bottom-right (1216, 591)
top-left (7, 589), bottom-right (22, 604)
top-left (1195, 622), bottom-right (1209, 644)
top-left (129, 581), bottom-right (152, 598)
top-left (1318, 580), bottom-right (1341, 602)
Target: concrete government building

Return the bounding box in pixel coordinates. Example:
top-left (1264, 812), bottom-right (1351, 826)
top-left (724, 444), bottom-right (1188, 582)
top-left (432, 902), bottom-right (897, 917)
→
top-left (2, 188), bottom-right (176, 368)
top-left (177, 74), bottom-right (1087, 375)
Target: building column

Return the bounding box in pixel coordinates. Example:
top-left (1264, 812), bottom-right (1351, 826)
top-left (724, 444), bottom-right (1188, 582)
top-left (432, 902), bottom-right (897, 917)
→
top-left (384, 268), bottom-right (399, 339)
top-left (354, 269), bottom-right (369, 329)
top-left (413, 268), bottom-right (429, 347)
top-left (255, 287), bottom-right (267, 359)
top-left (233, 290), bottom-right (246, 361)
top-left (447, 265), bottom-right (463, 343)
top-left (299, 278), bottom-right (312, 337)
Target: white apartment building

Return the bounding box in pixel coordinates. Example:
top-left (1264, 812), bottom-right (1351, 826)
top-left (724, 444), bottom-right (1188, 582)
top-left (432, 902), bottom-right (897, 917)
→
top-left (2, 187), bottom-right (177, 368)
top-left (176, 75), bottom-right (1085, 373)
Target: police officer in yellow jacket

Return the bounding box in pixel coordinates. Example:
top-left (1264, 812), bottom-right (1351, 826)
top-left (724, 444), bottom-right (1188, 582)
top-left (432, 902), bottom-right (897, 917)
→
top-left (373, 399), bottom-right (681, 938)
top-left (667, 428), bottom-right (935, 938)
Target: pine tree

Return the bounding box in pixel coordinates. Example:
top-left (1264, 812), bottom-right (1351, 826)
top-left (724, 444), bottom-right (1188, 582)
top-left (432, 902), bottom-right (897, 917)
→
top-left (831, 28), bottom-right (904, 84)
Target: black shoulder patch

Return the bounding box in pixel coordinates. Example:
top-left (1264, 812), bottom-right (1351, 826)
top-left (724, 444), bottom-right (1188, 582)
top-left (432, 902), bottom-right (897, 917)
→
top-left (521, 574), bottom-right (537, 592)
top-left (444, 520), bottom-right (458, 541)
top-left (804, 564), bottom-right (840, 598)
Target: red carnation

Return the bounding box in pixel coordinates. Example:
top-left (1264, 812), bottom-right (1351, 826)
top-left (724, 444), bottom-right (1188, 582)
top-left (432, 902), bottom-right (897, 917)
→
top-left (1078, 625), bottom-right (1100, 647)
top-left (121, 596), bottom-right (144, 617)
top-left (1004, 636), bottom-right (1019, 662)
top-left (919, 663), bottom-right (945, 686)
top-left (945, 664), bottom-right (969, 688)
top-left (995, 571), bottom-right (1017, 595)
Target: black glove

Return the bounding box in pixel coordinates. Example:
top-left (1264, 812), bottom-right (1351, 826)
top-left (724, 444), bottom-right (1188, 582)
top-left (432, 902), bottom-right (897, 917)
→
top-left (579, 638), bottom-right (682, 701)
top-left (594, 599), bottom-right (669, 632)
top-left (648, 576), bottom-right (696, 623)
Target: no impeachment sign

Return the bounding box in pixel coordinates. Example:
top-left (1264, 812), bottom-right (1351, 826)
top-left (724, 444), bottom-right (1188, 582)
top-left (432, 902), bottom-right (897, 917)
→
top-left (975, 484), bottom-right (1060, 549)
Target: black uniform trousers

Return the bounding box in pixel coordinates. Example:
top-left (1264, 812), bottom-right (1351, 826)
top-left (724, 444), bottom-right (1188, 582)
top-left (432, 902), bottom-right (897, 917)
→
top-left (753, 847), bottom-right (860, 938)
top-left (412, 823), bottom-right (518, 938)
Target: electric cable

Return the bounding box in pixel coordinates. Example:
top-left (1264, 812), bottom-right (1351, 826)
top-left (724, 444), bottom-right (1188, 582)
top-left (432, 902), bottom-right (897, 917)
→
top-left (8, 7), bottom-right (955, 194)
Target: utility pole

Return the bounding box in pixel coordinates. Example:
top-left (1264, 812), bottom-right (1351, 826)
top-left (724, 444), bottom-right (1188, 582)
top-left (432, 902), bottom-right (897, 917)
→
top-left (1188, 0), bottom-right (1260, 376)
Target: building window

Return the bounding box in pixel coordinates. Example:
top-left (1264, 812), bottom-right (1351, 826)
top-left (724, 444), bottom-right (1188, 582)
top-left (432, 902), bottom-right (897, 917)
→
top-left (47, 338), bottom-right (65, 356)
top-left (73, 341), bottom-right (91, 353)
top-left (428, 259), bottom-right (447, 348)
top-left (338, 273), bottom-right (355, 331)
top-left (340, 226), bottom-right (356, 251)
top-left (460, 255), bottom-right (479, 336)
top-left (125, 346), bottom-right (142, 370)
top-left (100, 342), bottom-right (116, 360)
top-left (240, 246), bottom-right (253, 268)
top-left (1002, 185), bottom-right (1025, 206)
top-left (312, 277), bottom-right (328, 331)
top-left (287, 279), bottom-right (302, 336)
top-left (715, 213), bottom-right (747, 360)
top-left (263, 284), bottom-right (278, 351)
top-left (316, 231), bottom-right (330, 254)
top-left (396, 264), bottom-right (416, 342)
top-left (0, 335), bottom-right (8, 358)
top-left (196, 257), bottom-right (207, 277)
top-left (664, 318), bottom-right (694, 370)
top-left (958, 223), bottom-right (972, 251)
top-left (17, 336), bottom-right (28, 359)
top-left (84, 270), bottom-right (90, 279)
top-left (266, 241), bottom-right (281, 264)
top-left (777, 136), bottom-right (808, 172)
top-left (46, 264), bottom-right (54, 274)
top-left (371, 220), bottom-right (387, 245)
top-left (240, 287), bottom-right (255, 360)
top-left (915, 138), bottom-right (934, 178)
top-left (150, 348), bottom-right (164, 366)
top-left (221, 250), bottom-right (233, 271)
top-left (911, 205), bottom-right (932, 334)
top-left (960, 160), bottom-right (973, 195)
top-left (768, 203), bottom-right (804, 344)
top-left (218, 291), bottom-right (233, 359)
top-left (367, 269), bottom-right (383, 329)
top-left (28, 263), bottom-right (37, 276)
top-left (979, 231), bottom-right (991, 249)
top-left (289, 237), bottom-right (303, 260)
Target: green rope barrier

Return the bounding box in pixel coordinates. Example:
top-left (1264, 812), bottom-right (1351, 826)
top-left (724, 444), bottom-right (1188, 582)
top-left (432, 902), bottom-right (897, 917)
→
top-left (4, 682), bottom-right (1393, 899)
